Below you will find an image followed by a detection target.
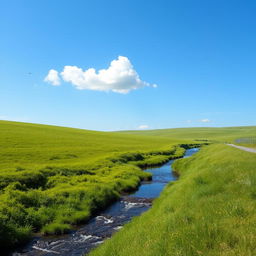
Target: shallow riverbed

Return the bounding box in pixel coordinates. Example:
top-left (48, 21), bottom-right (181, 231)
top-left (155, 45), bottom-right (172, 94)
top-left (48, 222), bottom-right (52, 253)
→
top-left (14, 148), bottom-right (199, 256)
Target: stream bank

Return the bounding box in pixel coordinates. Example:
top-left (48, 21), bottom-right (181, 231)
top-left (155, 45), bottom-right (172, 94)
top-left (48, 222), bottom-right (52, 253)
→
top-left (14, 148), bottom-right (199, 256)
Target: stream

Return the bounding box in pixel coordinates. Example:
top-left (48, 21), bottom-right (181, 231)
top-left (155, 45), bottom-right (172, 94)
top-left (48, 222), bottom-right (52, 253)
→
top-left (14, 148), bottom-right (199, 256)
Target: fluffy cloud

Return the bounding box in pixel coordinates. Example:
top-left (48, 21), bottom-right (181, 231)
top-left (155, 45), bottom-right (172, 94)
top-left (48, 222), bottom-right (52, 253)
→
top-left (44, 56), bottom-right (157, 93)
top-left (138, 124), bottom-right (149, 129)
top-left (200, 119), bottom-right (211, 123)
top-left (44, 69), bottom-right (61, 86)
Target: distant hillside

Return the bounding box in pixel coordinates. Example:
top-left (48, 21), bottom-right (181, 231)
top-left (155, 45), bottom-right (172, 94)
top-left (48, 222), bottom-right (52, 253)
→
top-left (116, 126), bottom-right (256, 143)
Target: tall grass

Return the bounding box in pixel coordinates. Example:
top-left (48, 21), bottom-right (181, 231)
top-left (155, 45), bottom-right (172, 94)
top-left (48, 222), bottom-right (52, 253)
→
top-left (90, 144), bottom-right (256, 256)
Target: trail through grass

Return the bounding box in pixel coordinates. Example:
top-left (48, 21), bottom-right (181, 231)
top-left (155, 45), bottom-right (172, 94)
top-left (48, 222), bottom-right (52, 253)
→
top-left (227, 144), bottom-right (256, 153)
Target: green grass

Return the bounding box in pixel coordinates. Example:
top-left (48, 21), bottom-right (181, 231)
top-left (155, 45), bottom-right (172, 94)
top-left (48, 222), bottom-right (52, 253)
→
top-left (0, 120), bottom-right (255, 253)
top-left (41, 223), bottom-right (71, 235)
top-left (116, 126), bottom-right (256, 143)
top-left (0, 120), bottom-right (194, 252)
top-left (90, 144), bottom-right (256, 256)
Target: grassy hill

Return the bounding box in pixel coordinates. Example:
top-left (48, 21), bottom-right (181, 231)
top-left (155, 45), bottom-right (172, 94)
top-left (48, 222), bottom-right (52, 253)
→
top-left (0, 120), bottom-right (190, 251)
top-left (0, 120), bottom-right (255, 252)
top-left (116, 126), bottom-right (256, 143)
top-left (0, 121), bottom-right (182, 172)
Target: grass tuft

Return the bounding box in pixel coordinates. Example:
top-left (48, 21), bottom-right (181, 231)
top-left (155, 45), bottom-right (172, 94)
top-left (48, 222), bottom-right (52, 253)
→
top-left (41, 223), bottom-right (71, 235)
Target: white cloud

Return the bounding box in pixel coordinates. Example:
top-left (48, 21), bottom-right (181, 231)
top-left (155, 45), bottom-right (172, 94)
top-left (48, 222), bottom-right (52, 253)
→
top-left (200, 119), bottom-right (211, 123)
top-left (45, 56), bottom-right (157, 93)
top-left (44, 69), bottom-right (61, 86)
top-left (138, 124), bottom-right (149, 129)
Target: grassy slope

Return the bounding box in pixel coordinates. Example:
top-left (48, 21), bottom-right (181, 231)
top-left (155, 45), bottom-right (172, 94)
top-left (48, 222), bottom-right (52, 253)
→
top-left (117, 126), bottom-right (256, 143)
top-left (118, 126), bottom-right (256, 149)
top-left (0, 121), bottom-right (191, 251)
top-left (0, 121), bottom-right (255, 252)
top-left (90, 144), bottom-right (256, 256)
top-left (0, 121), bottom-right (185, 172)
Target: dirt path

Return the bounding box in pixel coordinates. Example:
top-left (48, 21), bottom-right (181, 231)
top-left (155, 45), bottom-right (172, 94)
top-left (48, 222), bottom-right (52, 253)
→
top-left (227, 144), bottom-right (256, 153)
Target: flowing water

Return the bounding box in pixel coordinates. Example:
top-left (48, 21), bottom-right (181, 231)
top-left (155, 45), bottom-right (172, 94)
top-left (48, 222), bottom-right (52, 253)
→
top-left (14, 148), bottom-right (199, 256)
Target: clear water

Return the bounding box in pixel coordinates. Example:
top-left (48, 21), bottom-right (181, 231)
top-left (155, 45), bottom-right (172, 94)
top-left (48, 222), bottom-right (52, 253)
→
top-left (14, 148), bottom-right (199, 256)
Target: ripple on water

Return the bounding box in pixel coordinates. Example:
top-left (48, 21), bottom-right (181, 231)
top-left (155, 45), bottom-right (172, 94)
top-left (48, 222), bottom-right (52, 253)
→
top-left (95, 215), bottom-right (114, 224)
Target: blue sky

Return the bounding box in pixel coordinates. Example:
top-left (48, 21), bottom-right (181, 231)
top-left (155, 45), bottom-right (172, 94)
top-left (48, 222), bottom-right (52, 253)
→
top-left (1, 0), bottom-right (256, 131)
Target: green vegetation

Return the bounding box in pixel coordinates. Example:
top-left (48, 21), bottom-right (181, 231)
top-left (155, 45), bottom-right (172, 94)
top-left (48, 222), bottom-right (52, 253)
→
top-left (0, 120), bottom-right (193, 252)
top-left (0, 120), bottom-right (255, 253)
top-left (117, 126), bottom-right (256, 143)
top-left (90, 144), bottom-right (256, 256)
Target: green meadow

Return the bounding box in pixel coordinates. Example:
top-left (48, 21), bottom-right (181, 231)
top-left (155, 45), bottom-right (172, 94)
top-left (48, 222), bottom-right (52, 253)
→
top-left (0, 120), bottom-right (255, 253)
top-left (0, 120), bottom-right (189, 251)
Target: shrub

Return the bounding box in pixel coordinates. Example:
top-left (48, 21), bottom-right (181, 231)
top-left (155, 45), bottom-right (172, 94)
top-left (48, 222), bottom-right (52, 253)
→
top-left (41, 223), bottom-right (71, 235)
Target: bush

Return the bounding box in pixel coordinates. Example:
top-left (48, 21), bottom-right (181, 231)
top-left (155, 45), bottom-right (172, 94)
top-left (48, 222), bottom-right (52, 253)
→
top-left (42, 223), bottom-right (71, 235)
